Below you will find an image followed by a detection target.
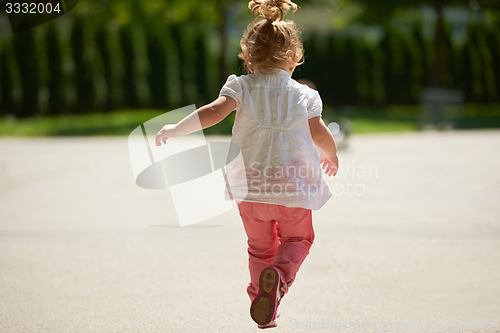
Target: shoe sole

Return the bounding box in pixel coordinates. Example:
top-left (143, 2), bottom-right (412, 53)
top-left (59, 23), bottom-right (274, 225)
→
top-left (251, 267), bottom-right (280, 325)
top-left (258, 321), bottom-right (278, 329)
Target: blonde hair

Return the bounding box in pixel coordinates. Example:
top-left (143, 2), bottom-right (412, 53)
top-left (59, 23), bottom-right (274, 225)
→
top-left (238, 0), bottom-right (304, 74)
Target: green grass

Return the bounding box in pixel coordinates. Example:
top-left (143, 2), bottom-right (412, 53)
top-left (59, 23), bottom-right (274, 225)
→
top-left (0, 110), bottom-right (417, 136)
top-left (0, 110), bottom-right (168, 136)
top-left (2, 105), bottom-right (499, 137)
top-left (348, 118), bottom-right (418, 133)
top-left (0, 108), bottom-right (238, 137)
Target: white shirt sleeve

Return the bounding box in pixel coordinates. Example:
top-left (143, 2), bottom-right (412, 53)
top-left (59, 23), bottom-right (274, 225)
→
top-left (219, 75), bottom-right (242, 108)
top-left (306, 89), bottom-right (323, 119)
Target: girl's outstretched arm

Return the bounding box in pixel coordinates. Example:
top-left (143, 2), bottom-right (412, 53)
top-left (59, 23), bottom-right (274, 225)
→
top-left (155, 96), bottom-right (236, 146)
top-left (309, 116), bottom-right (339, 177)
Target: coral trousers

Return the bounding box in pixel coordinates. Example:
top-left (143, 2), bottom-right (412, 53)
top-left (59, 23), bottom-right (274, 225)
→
top-left (236, 201), bottom-right (315, 301)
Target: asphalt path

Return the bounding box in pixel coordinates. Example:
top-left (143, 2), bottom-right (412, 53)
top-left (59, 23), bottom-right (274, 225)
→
top-left (0, 130), bottom-right (499, 333)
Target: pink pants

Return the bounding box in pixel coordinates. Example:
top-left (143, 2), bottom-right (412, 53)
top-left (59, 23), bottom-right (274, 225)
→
top-left (236, 201), bottom-right (315, 301)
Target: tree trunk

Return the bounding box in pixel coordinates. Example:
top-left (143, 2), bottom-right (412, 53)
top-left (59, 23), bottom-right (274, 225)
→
top-left (218, 3), bottom-right (228, 86)
top-left (433, 3), bottom-right (445, 87)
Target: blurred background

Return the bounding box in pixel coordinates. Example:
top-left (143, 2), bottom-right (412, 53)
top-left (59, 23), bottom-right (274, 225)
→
top-left (0, 0), bottom-right (499, 137)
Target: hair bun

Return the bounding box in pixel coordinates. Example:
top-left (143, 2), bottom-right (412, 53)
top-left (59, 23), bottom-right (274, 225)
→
top-left (248, 0), bottom-right (298, 22)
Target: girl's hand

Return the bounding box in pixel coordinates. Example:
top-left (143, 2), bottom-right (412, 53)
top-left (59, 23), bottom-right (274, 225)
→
top-left (155, 124), bottom-right (179, 146)
top-left (320, 152), bottom-right (339, 177)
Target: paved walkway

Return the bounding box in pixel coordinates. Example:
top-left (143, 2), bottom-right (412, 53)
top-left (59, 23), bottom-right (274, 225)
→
top-left (0, 130), bottom-right (499, 332)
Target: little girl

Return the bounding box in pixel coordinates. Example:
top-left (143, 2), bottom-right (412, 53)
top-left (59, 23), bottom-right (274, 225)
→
top-left (156, 0), bottom-right (338, 329)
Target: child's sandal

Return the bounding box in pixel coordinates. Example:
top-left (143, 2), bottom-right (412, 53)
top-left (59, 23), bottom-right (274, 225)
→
top-left (251, 266), bottom-right (283, 327)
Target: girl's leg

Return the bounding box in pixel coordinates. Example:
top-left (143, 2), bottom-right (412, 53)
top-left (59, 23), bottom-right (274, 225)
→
top-left (237, 201), bottom-right (279, 301)
top-left (270, 205), bottom-right (314, 290)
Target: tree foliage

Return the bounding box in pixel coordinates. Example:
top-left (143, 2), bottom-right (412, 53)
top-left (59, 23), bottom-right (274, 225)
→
top-left (0, 0), bottom-right (499, 119)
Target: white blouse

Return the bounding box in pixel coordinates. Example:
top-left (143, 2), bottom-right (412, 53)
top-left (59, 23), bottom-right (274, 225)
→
top-left (219, 69), bottom-right (332, 210)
